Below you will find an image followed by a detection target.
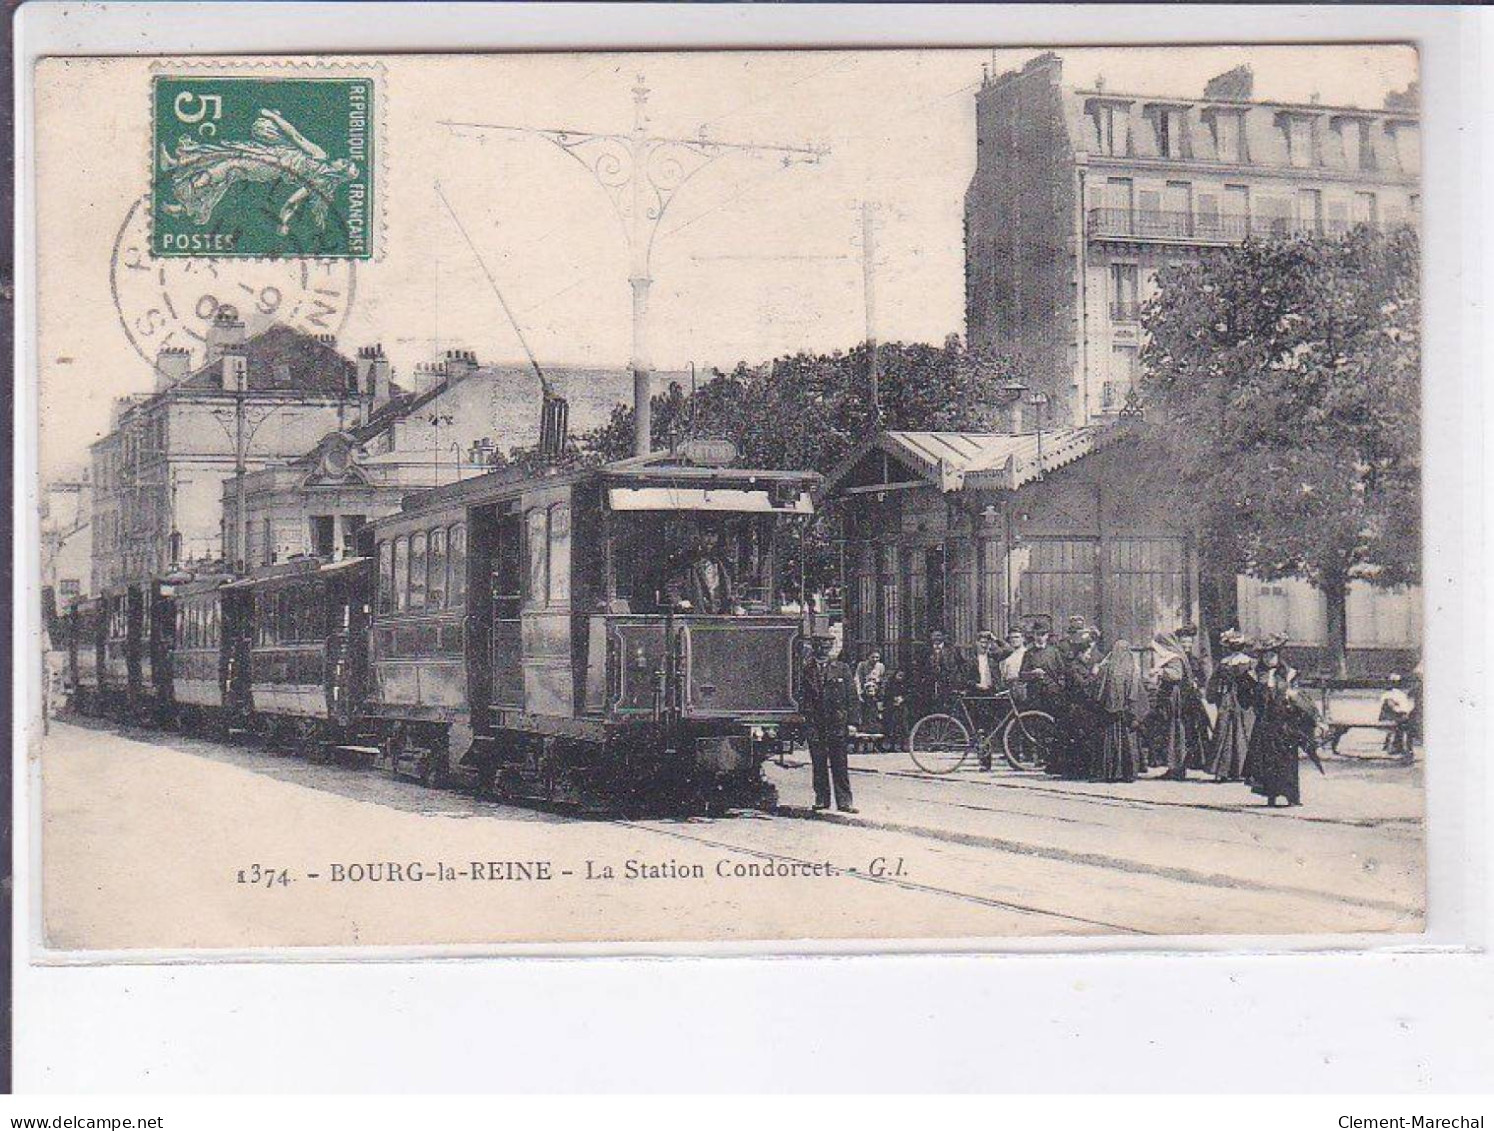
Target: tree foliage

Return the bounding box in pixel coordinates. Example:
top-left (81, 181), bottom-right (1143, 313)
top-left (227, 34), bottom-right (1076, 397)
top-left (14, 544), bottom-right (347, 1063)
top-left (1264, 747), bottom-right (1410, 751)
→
top-left (1141, 225), bottom-right (1421, 669)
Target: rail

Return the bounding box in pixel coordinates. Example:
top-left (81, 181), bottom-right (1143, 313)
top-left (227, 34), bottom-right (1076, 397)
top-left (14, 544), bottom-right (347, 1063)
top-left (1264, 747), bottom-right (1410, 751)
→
top-left (1087, 208), bottom-right (1387, 245)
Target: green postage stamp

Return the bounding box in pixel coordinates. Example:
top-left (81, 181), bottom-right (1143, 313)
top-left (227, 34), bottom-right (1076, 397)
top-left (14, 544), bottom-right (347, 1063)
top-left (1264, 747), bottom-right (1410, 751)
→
top-left (152, 74), bottom-right (375, 258)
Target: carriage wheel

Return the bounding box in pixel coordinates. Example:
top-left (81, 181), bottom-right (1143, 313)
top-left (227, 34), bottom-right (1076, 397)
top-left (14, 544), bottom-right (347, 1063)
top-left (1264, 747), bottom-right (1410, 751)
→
top-left (1003, 710), bottom-right (1057, 772)
top-left (908, 713), bottom-right (972, 775)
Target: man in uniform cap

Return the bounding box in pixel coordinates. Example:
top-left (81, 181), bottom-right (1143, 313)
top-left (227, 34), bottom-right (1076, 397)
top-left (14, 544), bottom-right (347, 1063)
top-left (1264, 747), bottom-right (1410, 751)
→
top-left (800, 633), bottom-right (857, 813)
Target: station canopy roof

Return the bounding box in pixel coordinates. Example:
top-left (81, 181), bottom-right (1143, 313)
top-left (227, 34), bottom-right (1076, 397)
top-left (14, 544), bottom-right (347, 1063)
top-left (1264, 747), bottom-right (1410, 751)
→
top-left (819, 425), bottom-right (1125, 499)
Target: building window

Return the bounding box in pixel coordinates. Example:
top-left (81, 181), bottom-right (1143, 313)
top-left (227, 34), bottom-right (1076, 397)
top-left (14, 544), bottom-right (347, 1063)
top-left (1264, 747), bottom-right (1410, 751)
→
top-left (1283, 115), bottom-right (1316, 167)
top-left (1212, 110), bottom-right (1244, 163)
top-left (1353, 191), bottom-right (1379, 227)
top-left (1109, 263), bottom-right (1140, 323)
top-left (1106, 345), bottom-right (1140, 410)
top-left (1296, 188), bottom-right (1323, 235)
top-left (1089, 102), bottom-right (1128, 156)
top-left (261, 517), bottom-right (273, 566)
top-left (1154, 107), bottom-right (1187, 158)
top-left (310, 515), bottom-right (336, 558)
top-left (341, 514), bottom-right (366, 557)
top-left (59, 579), bottom-right (80, 600)
top-left (1162, 181), bottom-right (1193, 236)
top-left (1339, 118), bottom-right (1375, 171)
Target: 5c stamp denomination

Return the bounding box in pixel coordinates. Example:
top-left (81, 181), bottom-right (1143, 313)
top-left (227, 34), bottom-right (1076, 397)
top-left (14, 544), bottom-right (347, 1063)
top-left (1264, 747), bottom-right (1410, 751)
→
top-left (151, 74), bottom-right (375, 258)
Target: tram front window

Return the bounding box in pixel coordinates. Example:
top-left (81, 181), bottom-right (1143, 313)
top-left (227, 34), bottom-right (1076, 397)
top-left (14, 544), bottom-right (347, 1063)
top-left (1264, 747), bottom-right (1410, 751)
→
top-left (614, 512), bottom-right (781, 615)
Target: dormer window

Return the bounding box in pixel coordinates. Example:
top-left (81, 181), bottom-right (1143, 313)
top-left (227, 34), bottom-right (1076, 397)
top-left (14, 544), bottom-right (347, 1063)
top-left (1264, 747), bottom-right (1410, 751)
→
top-left (1085, 98), bottom-right (1132, 156)
top-left (1145, 103), bottom-right (1192, 159)
top-left (1207, 108), bottom-right (1246, 163)
top-left (1385, 119), bottom-right (1419, 175)
top-left (1277, 112), bottom-right (1318, 168)
top-left (1333, 115), bottom-right (1377, 172)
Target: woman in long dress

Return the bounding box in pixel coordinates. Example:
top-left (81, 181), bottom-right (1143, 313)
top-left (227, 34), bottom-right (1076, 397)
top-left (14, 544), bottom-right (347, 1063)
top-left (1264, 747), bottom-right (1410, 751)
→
top-left (1149, 631), bottom-right (1211, 780)
top-left (1092, 640), bottom-right (1150, 782)
top-left (1206, 629), bottom-right (1257, 781)
top-left (1245, 645), bottom-right (1317, 806)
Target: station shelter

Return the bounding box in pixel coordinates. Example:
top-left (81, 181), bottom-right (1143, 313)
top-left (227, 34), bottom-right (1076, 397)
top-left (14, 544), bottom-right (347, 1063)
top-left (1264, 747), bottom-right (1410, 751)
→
top-left (818, 424), bottom-right (1199, 672)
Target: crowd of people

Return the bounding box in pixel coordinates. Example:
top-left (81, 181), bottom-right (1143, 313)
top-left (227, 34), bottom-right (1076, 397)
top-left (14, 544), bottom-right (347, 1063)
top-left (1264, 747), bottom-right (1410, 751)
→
top-left (826, 618), bottom-right (1332, 808)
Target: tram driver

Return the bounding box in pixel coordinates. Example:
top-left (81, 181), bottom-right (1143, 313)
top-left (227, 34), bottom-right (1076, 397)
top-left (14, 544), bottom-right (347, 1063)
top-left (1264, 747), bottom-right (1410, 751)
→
top-left (664, 525), bottom-right (738, 614)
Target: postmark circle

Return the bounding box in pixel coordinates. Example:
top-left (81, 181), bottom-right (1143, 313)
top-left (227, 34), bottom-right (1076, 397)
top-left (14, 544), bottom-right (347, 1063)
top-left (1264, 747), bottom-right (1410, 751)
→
top-left (110, 195), bottom-right (358, 368)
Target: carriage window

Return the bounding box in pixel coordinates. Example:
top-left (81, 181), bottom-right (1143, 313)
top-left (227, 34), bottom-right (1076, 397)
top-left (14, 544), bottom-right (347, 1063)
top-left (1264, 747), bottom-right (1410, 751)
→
top-left (209, 601), bottom-right (219, 646)
top-left (393, 537), bottom-right (409, 612)
top-left (548, 503), bottom-right (571, 605)
top-left (409, 532), bottom-right (428, 610)
top-left (448, 523), bottom-right (466, 607)
top-left (377, 540), bottom-right (394, 614)
top-left (526, 507), bottom-right (549, 606)
top-left (428, 527), bottom-right (447, 609)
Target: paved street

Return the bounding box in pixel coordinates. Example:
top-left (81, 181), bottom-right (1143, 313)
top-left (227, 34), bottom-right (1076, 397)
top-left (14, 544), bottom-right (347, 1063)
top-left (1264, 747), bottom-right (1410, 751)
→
top-left (37, 716), bottom-right (1423, 951)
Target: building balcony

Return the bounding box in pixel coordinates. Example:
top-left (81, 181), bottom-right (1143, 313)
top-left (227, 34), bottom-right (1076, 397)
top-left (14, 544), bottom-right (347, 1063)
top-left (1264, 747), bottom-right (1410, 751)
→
top-left (1087, 208), bottom-right (1387, 246)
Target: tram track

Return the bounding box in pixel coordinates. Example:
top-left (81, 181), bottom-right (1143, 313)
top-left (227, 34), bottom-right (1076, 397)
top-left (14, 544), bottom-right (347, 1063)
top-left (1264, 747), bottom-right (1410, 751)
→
top-left (848, 758), bottom-right (1423, 830)
top-left (54, 715), bottom-right (1420, 933)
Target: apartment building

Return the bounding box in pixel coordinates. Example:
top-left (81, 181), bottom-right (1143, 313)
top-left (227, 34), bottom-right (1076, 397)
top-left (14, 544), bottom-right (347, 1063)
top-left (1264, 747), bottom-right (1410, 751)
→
top-left (90, 311), bottom-right (377, 589)
top-left (964, 53), bottom-right (1421, 425)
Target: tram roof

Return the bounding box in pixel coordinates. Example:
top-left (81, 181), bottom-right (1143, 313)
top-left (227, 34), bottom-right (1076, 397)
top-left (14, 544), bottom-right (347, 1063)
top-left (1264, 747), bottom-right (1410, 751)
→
top-left (393, 452), bottom-right (821, 515)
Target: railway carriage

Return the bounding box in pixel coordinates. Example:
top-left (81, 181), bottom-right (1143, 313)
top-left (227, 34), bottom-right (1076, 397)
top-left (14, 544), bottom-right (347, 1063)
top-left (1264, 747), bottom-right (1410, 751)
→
top-left (364, 453), bottom-right (819, 812)
top-left (98, 586), bottom-right (133, 716)
top-left (67, 596), bottom-right (105, 715)
top-left (171, 573), bottom-right (235, 734)
top-left (222, 557), bottom-right (373, 750)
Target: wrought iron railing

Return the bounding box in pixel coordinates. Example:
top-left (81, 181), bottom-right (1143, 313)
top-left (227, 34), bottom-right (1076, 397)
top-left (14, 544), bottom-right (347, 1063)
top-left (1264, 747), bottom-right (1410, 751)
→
top-left (1088, 208), bottom-right (1390, 245)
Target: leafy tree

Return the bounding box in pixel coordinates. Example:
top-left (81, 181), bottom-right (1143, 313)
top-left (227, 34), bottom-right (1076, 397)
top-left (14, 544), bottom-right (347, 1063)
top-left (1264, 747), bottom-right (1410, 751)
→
top-left (1141, 225), bottom-right (1421, 675)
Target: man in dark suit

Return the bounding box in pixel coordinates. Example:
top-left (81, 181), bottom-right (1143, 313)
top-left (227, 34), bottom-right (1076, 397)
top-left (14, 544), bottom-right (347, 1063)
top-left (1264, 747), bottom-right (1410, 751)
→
top-left (918, 629), bottom-right (966, 717)
top-left (801, 634), bottom-right (857, 813)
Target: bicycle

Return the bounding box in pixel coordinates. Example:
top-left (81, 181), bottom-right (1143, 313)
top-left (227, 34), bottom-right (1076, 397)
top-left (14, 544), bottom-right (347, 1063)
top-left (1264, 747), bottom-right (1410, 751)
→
top-left (907, 689), bottom-right (1058, 774)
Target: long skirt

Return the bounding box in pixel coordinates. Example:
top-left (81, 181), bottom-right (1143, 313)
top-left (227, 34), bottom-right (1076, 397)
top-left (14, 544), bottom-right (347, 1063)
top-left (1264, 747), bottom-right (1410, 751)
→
top-left (1095, 713), bottom-right (1141, 782)
top-left (1151, 684), bottom-right (1210, 779)
top-left (1209, 689), bottom-right (1254, 781)
top-left (1247, 720), bottom-right (1302, 805)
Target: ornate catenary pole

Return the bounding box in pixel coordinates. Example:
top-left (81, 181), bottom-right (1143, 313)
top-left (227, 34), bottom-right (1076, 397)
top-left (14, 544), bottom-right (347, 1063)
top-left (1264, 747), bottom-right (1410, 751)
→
top-left (444, 76), bottom-right (827, 457)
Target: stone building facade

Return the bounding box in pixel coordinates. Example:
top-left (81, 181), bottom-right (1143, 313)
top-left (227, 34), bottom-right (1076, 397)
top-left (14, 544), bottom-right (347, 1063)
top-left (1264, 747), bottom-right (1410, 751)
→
top-left (89, 312), bottom-right (376, 589)
top-left (964, 53), bottom-right (1421, 425)
top-left (41, 477), bottom-right (92, 607)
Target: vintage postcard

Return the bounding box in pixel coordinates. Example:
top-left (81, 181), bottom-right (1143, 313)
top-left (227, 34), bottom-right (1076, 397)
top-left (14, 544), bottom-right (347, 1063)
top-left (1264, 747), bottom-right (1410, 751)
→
top-left (30, 45), bottom-right (1426, 954)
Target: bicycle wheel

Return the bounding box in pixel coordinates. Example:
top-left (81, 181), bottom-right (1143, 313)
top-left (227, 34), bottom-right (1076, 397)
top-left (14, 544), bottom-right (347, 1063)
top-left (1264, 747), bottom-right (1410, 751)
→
top-left (1003, 710), bottom-right (1057, 771)
top-left (908, 713), bottom-right (972, 775)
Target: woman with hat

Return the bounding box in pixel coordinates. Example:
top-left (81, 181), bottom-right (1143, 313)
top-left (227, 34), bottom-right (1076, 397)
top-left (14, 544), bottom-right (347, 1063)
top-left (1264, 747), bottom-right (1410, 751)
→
top-left (1206, 628), bottom-right (1258, 781)
top-left (1244, 637), bottom-right (1318, 806)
